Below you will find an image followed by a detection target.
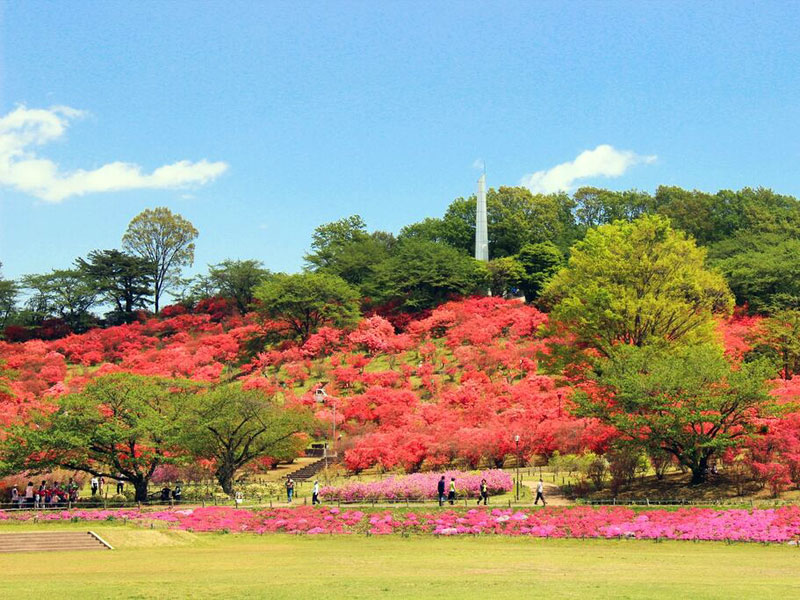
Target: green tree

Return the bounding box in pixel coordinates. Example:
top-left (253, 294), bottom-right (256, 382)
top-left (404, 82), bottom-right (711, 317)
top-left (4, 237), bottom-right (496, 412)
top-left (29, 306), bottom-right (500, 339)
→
top-left (748, 310), bottom-right (800, 380)
top-left (709, 232), bottom-right (800, 313)
top-left (0, 374), bottom-right (192, 501)
top-left (76, 249), bottom-right (154, 323)
top-left (182, 384), bottom-right (314, 495)
top-left (0, 262), bottom-right (18, 330)
top-left (573, 187), bottom-right (654, 230)
top-left (440, 187), bottom-right (578, 258)
top-left (305, 216), bottom-right (394, 287)
top-left (367, 239), bottom-right (483, 311)
top-left (122, 207), bottom-right (198, 312)
top-left (515, 241), bottom-right (563, 303)
top-left (484, 257), bottom-right (525, 298)
top-left (576, 343), bottom-right (776, 485)
top-left (253, 272), bottom-right (360, 341)
top-left (21, 269), bottom-right (97, 332)
top-left (543, 215), bottom-right (733, 356)
top-left (207, 259), bottom-right (272, 313)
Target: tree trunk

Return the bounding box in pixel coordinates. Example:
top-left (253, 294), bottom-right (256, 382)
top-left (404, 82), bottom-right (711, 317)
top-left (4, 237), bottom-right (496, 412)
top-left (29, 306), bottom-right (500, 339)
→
top-left (133, 479), bottom-right (150, 502)
top-left (689, 455), bottom-right (710, 486)
top-left (216, 463), bottom-right (236, 497)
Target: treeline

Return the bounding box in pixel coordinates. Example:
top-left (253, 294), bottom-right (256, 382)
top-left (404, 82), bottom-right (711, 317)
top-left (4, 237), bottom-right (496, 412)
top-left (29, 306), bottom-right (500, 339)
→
top-left (1, 184), bottom-right (799, 340)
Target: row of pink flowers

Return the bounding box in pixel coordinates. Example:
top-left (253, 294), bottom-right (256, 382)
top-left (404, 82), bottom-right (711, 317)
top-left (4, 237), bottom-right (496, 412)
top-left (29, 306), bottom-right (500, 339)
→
top-left (3, 505), bottom-right (800, 543)
top-left (320, 470), bottom-right (513, 502)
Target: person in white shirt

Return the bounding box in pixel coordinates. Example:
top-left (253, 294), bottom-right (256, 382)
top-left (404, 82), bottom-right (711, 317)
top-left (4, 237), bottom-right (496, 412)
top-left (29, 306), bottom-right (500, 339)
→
top-left (312, 480), bottom-right (320, 505)
top-left (534, 478), bottom-right (546, 506)
top-left (90, 477), bottom-right (99, 496)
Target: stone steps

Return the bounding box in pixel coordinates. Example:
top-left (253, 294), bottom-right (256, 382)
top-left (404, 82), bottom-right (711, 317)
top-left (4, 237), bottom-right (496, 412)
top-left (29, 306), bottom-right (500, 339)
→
top-left (0, 531), bottom-right (111, 553)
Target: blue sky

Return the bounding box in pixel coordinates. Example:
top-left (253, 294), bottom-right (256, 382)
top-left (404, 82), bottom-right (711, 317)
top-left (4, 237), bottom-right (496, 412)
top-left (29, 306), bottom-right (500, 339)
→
top-left (2, 1), bottom-right (799, 286)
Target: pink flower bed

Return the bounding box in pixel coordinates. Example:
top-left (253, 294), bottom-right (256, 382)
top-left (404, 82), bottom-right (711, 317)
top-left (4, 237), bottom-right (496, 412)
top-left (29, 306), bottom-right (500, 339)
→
top-left (320, 470), bottom-right (512, 502)
top-left (3, 505), bottom-right (800, 543)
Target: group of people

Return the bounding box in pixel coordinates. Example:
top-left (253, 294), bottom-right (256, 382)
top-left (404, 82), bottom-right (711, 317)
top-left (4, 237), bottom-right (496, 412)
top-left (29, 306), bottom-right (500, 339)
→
top-left (9, 479), bottom-right (79, 508)
top-left (284, 476), bottom-right (321, 505)
top-left (159, 484), bottom-right (183, 504)
top-left (437, 476), bottom-right (547, 506)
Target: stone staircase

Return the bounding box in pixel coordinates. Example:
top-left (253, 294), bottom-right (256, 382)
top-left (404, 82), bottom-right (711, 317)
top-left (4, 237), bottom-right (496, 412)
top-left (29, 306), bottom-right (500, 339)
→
top-left (0, 531), bottom-right (112, 553)
top-left (289, 455), bottom-right (342, 481)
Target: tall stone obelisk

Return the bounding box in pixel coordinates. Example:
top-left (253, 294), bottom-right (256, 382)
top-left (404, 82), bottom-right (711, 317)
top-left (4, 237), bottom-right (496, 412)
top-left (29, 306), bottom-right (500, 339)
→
top-left (475, 174), bottom-right (489, 262)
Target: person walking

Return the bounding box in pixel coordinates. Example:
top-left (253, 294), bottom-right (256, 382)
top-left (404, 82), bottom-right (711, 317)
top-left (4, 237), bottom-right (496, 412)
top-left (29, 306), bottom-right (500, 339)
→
top-left (312, 480), bottom-right (320, 505)
top-left (534, 478), bottom-right (546, 506)
top-left (437, 475), bottom-right (446, 506)
top-left (172, 483), bottom-right (182, 504)
top-left (24, 481), bottom-right (34, 507)
top-left (448, 477), bottom-right (456, 505)
top-left (285, 476), bottom-right (295, 503)
top-left (116, 474), bottom-right (124, 495)
top-left (477, 478), bottom-right (489, 505)
top-left (90, 476), bottom-right (99, 497)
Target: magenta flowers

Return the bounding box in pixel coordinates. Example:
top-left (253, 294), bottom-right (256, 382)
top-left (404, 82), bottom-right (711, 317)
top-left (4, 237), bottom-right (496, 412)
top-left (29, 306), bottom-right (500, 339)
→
top-left (320, 470), bottom-right (513, 502)
top-left (3, 505), bottom-right (800, 544)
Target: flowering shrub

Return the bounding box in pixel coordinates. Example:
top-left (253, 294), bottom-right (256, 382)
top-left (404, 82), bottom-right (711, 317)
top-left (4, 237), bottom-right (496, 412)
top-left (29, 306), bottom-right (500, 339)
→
top-left (320, 470), bottom-right (512, 502)
top-left (3, 505), bottom-right (800, 543)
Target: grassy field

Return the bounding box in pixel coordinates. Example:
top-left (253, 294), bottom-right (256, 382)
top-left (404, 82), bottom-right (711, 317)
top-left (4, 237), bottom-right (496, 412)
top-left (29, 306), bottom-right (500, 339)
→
top-left (2, 524), bottom-right (799, 599)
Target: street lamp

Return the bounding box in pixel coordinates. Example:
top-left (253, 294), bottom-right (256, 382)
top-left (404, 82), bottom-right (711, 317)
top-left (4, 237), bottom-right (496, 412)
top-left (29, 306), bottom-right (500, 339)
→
top-left (514, 434), bottom-right (520, 502)
top-left (314, 387), bottom-right (337, 477)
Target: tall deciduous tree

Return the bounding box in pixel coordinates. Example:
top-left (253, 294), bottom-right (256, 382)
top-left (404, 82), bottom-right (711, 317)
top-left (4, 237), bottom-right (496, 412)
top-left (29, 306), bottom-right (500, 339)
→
top-left (182, 384), bottom-right (313, 495)
top-left (76, 249), bottom-right (154, 323)
top-left (254, 272), bottom-right (360, 341)
top-left (577, 343), bottom-right (776, 485)
top-left (122, 207), bottom-right (198, 312)
top-left (543, 215), bottom-right (733, 356)
top-left (0, 374), bottom-right (193, 501)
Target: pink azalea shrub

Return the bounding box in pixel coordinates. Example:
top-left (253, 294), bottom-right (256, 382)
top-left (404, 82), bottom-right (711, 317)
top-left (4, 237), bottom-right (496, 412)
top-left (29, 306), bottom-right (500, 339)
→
top-left (320, 470), bottom-right (512, 502)
top-left (4, 505), bottom-right (800, 543)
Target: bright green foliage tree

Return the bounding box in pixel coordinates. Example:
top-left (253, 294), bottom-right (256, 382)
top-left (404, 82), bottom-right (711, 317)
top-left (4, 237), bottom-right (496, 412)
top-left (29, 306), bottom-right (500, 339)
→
top-left (543, 215), bottom-right (733, 356)
top-left (0, 374), bottom-right (193, 501)
top-left (122, 207), bottom-right (198, 312)
top-left (207, 259), bottom-right (272, 313)
top-left (254, 272), bottom-right (360, 341)
top-left (182, 384), bottom-right (314, 495)
top-left (515, 241), bottom-right (563, 303)
top-left (576, 343), bottom-right (776, 485)
top-left (21, 269), bottom-right (97, 332)
top-left (367, 239), bottom-right (483, 311)
top-left (749, 310), bottom-right (800, 380)
top-left (76, 249), bottom-right (154, 323)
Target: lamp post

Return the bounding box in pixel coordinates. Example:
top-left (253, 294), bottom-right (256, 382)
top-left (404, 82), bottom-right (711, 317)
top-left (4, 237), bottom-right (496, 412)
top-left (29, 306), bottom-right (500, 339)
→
top-left (514, 434), bottom-right (520, 502)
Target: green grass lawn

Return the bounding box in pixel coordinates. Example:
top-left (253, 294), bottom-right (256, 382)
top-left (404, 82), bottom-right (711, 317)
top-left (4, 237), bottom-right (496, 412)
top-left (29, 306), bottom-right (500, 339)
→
top-left (2, 525), bottom-right (799, 599)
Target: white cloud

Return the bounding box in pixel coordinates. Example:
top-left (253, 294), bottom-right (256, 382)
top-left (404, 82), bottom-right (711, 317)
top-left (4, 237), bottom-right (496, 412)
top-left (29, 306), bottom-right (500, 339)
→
top-left (520, 144), bottom-right (656, 194)
top-left (0, 105), bottom-right (228, 202)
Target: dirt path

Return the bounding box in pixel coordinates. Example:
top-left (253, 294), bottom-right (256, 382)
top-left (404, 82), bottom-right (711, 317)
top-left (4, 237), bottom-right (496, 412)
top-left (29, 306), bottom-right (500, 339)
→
top-left (521, 480), bottom-right (573, 506)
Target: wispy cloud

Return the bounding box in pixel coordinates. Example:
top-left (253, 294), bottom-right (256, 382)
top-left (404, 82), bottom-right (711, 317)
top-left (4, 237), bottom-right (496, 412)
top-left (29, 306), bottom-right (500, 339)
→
top-left (520, 144), bottom-right (656, 194)
top-left (0, 105), bottom-right (228, 202)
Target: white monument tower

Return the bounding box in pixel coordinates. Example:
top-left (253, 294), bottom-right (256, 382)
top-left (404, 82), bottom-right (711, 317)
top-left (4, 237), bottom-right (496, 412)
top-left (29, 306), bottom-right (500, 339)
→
top-left (475, 174), bottom-right (489, 261)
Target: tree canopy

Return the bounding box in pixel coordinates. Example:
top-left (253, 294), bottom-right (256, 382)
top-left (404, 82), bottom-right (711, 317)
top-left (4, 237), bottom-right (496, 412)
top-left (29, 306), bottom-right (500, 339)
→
top-left (122, 207), bottom-right (198, 313)
top-left (253, 272), bottom-right (361, 341)
top-left (543, 215), bottom-right (734, 356)
top-left (576, 343), bottom-right (777, 484)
